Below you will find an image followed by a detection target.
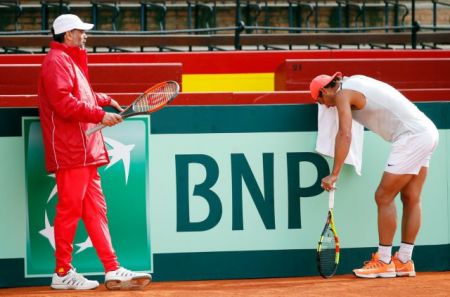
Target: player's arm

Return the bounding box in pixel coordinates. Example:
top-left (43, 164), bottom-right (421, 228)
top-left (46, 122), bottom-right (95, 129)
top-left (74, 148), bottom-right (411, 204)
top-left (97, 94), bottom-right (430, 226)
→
top-left (95, 93), bottom-right (124, 112)
top-left (321, 91), bottom-right (353, 190)
top-left (331, 91), bottom-right (353, 177)
top-left (95, 92), bottom-right (112, 107)
top-left (101, 112), bottom-right (122, 126)
top-left (96, 95), bottom-right (123, 126)
top-left (109, 98), bottom-right (124, 112)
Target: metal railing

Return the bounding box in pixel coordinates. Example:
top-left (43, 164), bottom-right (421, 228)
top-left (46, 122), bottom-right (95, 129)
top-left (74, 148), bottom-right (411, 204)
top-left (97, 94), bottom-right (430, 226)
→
top-left (1, 23), bottom-right (449, 53)
top-left (432, 0), bottom-right (450, 31)
top-left (1, 0), bottom-right (450, 52)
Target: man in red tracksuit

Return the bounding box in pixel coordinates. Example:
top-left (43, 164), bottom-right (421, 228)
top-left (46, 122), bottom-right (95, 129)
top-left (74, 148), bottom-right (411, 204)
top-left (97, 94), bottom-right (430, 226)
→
top-left (38, 14), bottom-right (151, 290)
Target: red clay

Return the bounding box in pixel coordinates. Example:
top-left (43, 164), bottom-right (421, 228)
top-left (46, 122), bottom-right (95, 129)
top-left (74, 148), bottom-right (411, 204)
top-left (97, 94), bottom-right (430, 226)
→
top-left (0, 272), bottom-right (449, 297)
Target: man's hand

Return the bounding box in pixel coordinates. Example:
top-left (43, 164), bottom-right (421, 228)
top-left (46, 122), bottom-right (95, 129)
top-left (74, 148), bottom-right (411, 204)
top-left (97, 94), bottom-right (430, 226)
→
top-left (110, 98), bottom-right (124, 112)
top-left (321, 175), bottom-right (338, 192)
top-left (102, 112), bottom-right (123, 127)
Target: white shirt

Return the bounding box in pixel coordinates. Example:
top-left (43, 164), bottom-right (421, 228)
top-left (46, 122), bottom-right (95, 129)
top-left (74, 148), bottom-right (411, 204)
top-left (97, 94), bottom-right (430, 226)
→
top-left (343, 75), bottom-right (435, 143)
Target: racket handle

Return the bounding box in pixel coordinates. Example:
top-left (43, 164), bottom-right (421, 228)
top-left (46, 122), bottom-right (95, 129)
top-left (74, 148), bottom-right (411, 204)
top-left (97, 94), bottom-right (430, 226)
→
top-left (328, 187), bottom-right (336, 209)
top-left (85, 124), bottom-right (106, 136)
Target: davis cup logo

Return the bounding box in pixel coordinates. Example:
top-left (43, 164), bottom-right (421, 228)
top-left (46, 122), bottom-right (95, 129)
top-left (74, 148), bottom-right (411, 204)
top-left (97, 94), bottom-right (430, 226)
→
top-left (23, 117), bottom-right (151, 277)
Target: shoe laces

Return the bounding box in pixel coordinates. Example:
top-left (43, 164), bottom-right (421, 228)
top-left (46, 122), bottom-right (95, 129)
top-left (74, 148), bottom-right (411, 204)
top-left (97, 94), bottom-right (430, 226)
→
top-left (114, 267), bottom-right (137, 277)
top-left (393, 254), bottom-right (409, 265)
top-left (362, 253), bottom-right (385, 269)
top-left (63, 269), bottom-right (90, 286)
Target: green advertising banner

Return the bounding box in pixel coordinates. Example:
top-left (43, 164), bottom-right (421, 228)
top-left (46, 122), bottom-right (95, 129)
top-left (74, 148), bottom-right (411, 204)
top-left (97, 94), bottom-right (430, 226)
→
top-left (0, 103), bottom-right (448, 287)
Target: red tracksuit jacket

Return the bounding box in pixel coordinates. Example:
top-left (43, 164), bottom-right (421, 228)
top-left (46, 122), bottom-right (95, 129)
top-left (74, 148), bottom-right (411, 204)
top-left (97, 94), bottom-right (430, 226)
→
top-left (38, 41), bottom-right (111, 173)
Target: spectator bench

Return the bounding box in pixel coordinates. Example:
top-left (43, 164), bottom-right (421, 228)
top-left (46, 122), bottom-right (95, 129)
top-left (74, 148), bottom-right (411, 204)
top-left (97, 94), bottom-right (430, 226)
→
top-left (0, 62), bottom-right (182, 94)
top-left (275, 58), bottom-right (450, 91)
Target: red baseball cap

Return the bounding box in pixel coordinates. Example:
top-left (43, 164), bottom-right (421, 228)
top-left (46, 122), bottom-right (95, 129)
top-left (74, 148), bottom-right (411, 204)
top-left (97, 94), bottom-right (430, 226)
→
top-left (309, 72), bottom-right (342, 101)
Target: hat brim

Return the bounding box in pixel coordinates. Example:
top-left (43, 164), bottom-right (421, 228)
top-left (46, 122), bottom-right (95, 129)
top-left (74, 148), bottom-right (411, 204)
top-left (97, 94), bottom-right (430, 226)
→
top-left (328, 71), bottom-right (342, 83)
top-left (74, 23), bottom-right (94, 31)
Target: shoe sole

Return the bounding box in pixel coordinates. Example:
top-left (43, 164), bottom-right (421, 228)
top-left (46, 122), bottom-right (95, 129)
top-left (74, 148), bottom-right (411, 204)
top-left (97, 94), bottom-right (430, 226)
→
top-left (353, 271), bottom-right (397, 278)
top-left (396, 271), bottom-right (416, 277)
top-left (51, 284), bottom-right (99, 290)
top-left (105, 277), bottom-right (151, 290)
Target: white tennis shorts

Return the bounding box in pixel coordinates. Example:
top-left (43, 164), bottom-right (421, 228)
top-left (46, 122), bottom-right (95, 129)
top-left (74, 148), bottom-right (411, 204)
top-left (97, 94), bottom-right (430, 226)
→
top-left (385, 127), bottom-right (439, 175)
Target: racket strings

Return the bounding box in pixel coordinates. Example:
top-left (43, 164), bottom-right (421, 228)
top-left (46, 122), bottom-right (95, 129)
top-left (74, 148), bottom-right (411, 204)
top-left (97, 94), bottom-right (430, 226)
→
top-left (318, 228), bottom-right (337, 276)
top-left (133, 83), bottom-right (178, 113)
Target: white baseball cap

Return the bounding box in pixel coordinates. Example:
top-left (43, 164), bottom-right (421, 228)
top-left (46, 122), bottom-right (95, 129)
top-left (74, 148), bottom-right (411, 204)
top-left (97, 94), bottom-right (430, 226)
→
top-left (53, 14), bottom-right (94, 35)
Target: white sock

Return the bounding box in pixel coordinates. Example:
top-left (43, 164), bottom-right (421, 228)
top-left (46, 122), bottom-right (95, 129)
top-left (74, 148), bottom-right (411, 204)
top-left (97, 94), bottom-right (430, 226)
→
top-left (377, 245), bottom-right (392, 264)
top-left (398, 242), bottom-right (414, 263)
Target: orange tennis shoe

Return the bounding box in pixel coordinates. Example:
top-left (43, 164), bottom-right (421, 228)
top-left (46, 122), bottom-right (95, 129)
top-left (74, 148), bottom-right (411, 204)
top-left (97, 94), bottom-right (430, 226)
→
top-left (353, 253), bottom-right (396, 278)
top-left (392, 252), bottom-right (416, 277)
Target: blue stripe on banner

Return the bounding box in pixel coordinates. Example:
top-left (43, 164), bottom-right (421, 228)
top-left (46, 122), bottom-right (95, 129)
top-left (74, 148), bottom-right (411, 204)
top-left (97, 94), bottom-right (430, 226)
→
top-left (150, 102), bottom-right (450, 135)
top-left (0, 102), bottom-right (449, 137)
top-left (151, 105), bottom-right (318, 134)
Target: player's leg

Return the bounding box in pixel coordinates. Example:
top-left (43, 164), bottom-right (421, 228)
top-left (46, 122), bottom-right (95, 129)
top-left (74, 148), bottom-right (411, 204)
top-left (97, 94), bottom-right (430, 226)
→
top-left (400, 166), bottom-right (427, 245)
top-left (375, 172), bottom-right (414, 247)
top-left (375, 129), bottom-right (436, 256)
top-left (54, 167), bottom-right (89, 274)
top-left (392, 128), bottom-right (437, 276)
top-left (52, 167), bottom-right (99, 290)
top-left (82, 166), bottom-right (151, 290)
top-left (81, 166), bottom-right (119, 272)
top-left (353, 171), bottom-right (412, 278)
top-left (392, 166), bottom-right (427, 277)
top-left (355, 125), bottom-right (438, 279)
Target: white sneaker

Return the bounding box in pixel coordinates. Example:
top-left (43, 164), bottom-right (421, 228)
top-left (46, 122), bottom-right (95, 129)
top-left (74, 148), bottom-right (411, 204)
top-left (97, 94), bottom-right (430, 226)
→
top-left (51, 269), bottom-right (99, 290)
top-left (104, 267), bottom-right (151, 290)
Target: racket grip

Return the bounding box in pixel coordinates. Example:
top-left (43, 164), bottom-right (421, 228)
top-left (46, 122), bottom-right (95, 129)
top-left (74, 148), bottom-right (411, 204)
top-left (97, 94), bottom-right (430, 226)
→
top-left (85, 124), bottom-right (106, 136)
top-left (328, 186), bottom-right (336, 209)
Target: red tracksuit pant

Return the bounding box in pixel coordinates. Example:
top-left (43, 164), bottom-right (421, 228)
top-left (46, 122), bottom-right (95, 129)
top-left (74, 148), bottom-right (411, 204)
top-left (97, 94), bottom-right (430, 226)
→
top-left (54, 165), bottom-right (119, 274)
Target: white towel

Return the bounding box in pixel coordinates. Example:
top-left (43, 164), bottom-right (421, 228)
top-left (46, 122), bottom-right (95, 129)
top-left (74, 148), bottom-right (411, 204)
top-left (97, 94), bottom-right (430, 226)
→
top-left (315, 104), bottom-right (364, 175)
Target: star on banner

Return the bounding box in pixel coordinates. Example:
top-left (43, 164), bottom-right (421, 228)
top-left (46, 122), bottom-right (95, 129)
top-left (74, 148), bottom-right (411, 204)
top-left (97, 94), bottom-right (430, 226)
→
top-left (39, 211), bottom-right (55, 250)
top-left (104, 137), bottom-right (135, 184)
top-left (75, 237), bottom-right (93, 254)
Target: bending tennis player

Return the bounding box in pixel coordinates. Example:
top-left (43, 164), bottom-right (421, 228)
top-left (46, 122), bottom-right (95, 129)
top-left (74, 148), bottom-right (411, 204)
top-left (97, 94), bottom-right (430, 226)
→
top-left (310, 72), bottom-right (439, 278)
top-left (38, 14), bottom-right (151, 290)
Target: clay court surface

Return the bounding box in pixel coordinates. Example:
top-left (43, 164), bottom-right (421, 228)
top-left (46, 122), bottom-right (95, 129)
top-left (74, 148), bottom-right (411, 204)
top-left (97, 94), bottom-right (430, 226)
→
top-left (0, 272), bottom-right (449, 297)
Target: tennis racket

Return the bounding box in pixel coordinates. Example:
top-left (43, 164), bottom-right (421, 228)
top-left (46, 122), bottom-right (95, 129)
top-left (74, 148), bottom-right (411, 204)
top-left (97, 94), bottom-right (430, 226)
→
top-left (85, 80), bottom-right (179, 136)
top-left (316, 189), bottom-right (340, 278)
